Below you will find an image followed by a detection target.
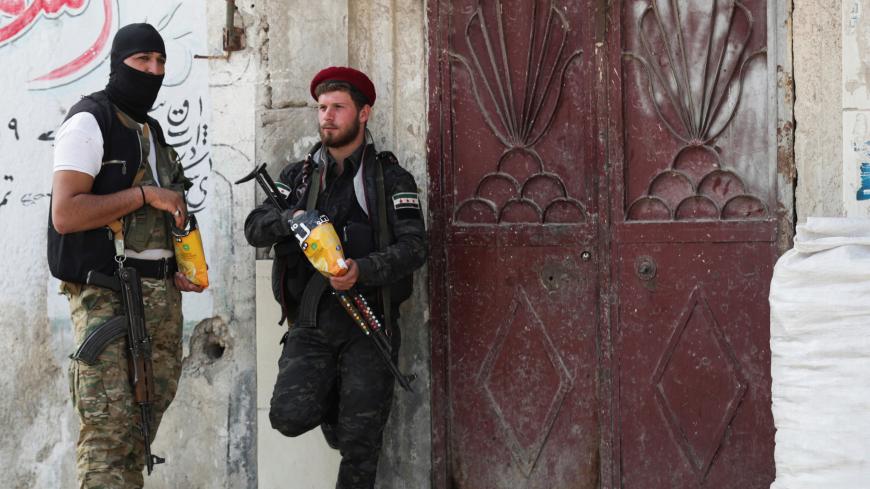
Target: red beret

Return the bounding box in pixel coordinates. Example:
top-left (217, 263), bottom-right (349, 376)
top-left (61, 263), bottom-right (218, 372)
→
top-left (310, 66), bottom-right (376, 106)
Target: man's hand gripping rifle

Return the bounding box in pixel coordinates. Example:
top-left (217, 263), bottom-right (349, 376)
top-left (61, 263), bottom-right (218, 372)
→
top-left (235, 164), bottom-right (416, 392)
top-left (70, 267), bottom-right (165, 474)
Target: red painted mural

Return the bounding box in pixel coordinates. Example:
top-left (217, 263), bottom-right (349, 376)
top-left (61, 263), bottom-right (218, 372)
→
top-left (0, 0), bottom-right (113, 84)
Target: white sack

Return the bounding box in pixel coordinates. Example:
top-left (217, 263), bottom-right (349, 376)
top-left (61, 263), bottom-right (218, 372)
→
top-left (770, 217), bottom-right (870, 489)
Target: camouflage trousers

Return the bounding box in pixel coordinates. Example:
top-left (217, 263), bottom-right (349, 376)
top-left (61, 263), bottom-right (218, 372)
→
top-left (63, 277), bottom-right (183, 489)
top-left (269, 303), bottom-right (399, 489)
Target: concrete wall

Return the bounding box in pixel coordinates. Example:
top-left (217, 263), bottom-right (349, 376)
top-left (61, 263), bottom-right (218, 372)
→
top-left (794, 0), bottom-right (843, 221)
top-left (3, 0), bottom-right (855, 485)
top-left (256, 260), bottom-right (342, 489)
top-left (794, 0), bottom-right (870, 221)
top-left (147, 1), bottom-right (259, 487)
top-left (843, 0), bottom-right (870, 217)
top-left (254, 2), bottom-right (431, 488)
top-left (0, 0), bottom-right (430, 487)
top-left (0, 1), bottom-right (258, 487)
top-left (9, 0), bottom-right (842, 487)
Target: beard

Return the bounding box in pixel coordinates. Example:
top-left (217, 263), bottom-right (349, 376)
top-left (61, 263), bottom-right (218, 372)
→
top-left (319, 117), bottom-right (362, 148)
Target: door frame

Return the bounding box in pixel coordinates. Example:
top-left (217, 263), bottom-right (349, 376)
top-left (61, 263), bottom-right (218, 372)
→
top-left (425, 1), bottom-right (795, 487)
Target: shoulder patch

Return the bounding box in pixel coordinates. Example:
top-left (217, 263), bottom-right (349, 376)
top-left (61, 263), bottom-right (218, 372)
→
top-left (393, 191), bottom-right (420, 210)
top-left (275, 182), bottom-right (292, 198)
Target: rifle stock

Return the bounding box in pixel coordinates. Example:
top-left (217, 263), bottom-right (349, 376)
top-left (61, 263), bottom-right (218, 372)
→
top-left (235, 163), bottom-right (290, 211)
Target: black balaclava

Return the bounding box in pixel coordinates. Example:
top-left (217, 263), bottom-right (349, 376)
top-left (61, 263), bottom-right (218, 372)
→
top-left (104, 23), bottom-right (166, 123)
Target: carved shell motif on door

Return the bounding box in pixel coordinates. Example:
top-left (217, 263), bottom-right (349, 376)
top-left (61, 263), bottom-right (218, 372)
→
top-left (449, 1), bottom-right (586, 225)
top-left (625, 0), bottom-right (769, 221)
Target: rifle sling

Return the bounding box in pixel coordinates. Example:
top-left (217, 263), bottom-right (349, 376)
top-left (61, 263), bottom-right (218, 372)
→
top-left (296, 273), bottom-right (328, 328)
top-left (290, 160), bottom-right (326, 327)
top-left (306, 156), bottom-right (323, 210)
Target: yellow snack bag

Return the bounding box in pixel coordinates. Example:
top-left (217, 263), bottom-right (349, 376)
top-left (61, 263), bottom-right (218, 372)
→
top-left (172, 214), bottom-right (209, 288)
top-left (289, 211), bottom-right (348, 277)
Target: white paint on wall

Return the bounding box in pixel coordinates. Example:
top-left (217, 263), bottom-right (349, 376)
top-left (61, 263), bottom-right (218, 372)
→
top-left (256, 260), bottom-right (341, 489)
top-left (843, 111), bottom-right (870, 216)
top-left (843, 0), bottom-right (870, 217)
top-left (0, 1), bottom-right (219, 485)
top-left (1, 0), bottom-right (430, 486)
top-left (2, 0), bottom-right (214, 332)
top-left (844, 0), bottom-right (870, 106)
top-left (253, 3), bottom-right (431, 488)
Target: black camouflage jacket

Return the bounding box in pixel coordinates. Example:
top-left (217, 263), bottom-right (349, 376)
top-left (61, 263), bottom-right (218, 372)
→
top-left (244, 142), bottom-right (427, 324)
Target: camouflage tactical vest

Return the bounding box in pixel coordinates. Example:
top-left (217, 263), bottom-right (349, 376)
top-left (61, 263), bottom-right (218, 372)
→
top-left (115, 109), bottom-right (186, 252)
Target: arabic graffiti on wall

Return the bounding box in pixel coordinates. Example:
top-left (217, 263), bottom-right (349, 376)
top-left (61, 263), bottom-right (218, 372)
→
top-left (0, 0), bottom-right (211, 214)
top-left (158, 96), bottom-right (211, 212)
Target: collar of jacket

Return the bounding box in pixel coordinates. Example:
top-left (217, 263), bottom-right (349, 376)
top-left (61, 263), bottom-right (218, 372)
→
top-left (309, 141), bottom-right (380, 219)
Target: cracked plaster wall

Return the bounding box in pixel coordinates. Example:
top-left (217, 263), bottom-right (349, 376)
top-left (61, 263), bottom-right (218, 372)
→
top-left (2, 0), bottom-right (858, 487)
top-left (0, 0), bottom-right (427, 486)
top-left (793, 0), bottom-right (870, 220)
top-left (0, 1), bottom-right (258, 487)
top-left (255, 1), bottom-right (431, 488)
top-left (794, 0), bottom-right (843, 221)
top-left (842, 0), bottom-right (870, 217)
top-left (794, 0), bottom-right (870, 221)
top-left (146, 2), bottom-right (261, 487)
top-left (3, 0), bottom-right (860, 486)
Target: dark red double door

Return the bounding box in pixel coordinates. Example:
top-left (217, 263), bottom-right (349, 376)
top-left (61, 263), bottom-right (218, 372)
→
top-left (428, 1), bottom-right (783, 488)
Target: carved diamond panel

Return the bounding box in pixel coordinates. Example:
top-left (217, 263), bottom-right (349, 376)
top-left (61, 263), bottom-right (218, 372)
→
top-left (478, 287), bottom-right (573, 477)
top-left (652, 286), bottom-right (747, 479)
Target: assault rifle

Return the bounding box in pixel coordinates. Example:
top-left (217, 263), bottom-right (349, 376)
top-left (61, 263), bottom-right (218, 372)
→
top-left (235, 163), bottom-right (416, 391)
top-left (72, 266), bottom-right (165, 474)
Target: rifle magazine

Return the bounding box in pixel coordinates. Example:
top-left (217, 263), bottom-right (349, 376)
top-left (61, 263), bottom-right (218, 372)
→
top-left (70, 316), bottom-right (127, 365)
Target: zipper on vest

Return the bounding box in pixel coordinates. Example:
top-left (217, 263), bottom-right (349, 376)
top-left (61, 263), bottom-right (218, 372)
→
top-left (102, 159), bottom-right (127, 175)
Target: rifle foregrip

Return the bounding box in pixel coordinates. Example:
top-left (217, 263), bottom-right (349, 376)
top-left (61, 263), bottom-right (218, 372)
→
top-left (71, 316), bottom-right (127, 365)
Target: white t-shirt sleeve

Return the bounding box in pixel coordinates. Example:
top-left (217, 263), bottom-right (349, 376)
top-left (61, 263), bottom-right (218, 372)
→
top-left (53, 112), bottom-right (104, 177)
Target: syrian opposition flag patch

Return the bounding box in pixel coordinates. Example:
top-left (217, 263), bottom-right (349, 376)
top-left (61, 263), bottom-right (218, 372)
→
top-left (275, 182), bottom-right (292, 198)
top-left (393, 192), bottom-right (420, 210)
top-left (393, 191), bottom-right (422, 219)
